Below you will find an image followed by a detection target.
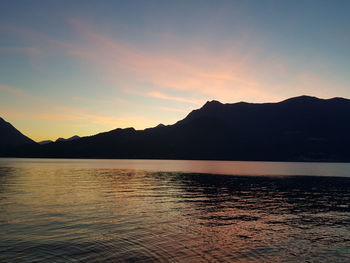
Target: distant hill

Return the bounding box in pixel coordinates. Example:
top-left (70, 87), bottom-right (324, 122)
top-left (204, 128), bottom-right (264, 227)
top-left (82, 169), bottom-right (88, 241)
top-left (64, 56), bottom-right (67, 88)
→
top-left (38, 140), bottom-right (53, 145)
top-left (38, 136), bottom-right (80, 145)
top-left (0, 117), bottom-right (36, 154)
top-left (55, 135), bottom-right (80, 143)
top-left (6, 95), bottom-right (350, 161)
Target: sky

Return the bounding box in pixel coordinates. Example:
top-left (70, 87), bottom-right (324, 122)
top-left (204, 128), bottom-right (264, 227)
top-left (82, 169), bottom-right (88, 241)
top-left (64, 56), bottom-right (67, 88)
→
top-left (1, 0), bottom-right (350, 141)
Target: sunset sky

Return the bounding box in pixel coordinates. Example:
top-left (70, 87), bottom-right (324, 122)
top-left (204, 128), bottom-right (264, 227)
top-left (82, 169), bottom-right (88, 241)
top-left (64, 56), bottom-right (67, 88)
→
top-left (1, 0), bottom-right (350, 141)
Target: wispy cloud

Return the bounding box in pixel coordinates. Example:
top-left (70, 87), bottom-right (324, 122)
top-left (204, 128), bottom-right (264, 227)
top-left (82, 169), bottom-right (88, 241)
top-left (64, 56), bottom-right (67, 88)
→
top-left (71, 95), bottom-right (132, 107)
top-left (51, 19), bottom-right (282, 102)
top-left (147, 91), bottom-right (202, 105)
top-left (32, 105), bottom-right (159, 129)
top-left (3, 20), bottom-right (343, 103)
top-left (0, 108), bottom-right (25, 118)
top-left (159, 106), bottom-right (190, 113)
top-left (0, 84), bottom-right (29, 96)
top-left (0, 46), bottom-right (42, 56)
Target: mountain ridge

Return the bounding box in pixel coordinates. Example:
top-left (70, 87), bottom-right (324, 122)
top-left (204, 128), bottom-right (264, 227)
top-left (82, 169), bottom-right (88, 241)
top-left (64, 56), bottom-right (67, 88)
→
top-left (4, 95), bottom-right (350, 162)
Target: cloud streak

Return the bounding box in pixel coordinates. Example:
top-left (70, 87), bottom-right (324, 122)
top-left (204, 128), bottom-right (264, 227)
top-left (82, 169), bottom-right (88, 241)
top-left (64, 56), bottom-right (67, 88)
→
top-left (159, 106), bottom-right (190, 113)
top-left (0, 84), bottom-right (29, 96)
top-left (4, 19), bottom-right (344, 103)
top-left (147, 91), bottom-right (202, 105)
top-left (52, 19), bottom-right (284, 102)
top-left (0, 46), bottom-right (42, 56)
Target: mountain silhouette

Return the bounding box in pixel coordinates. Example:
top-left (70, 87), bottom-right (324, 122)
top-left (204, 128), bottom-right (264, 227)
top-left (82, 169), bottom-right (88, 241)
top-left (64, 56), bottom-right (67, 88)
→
top-left (38, 140), bottom-right (53, 145)
top-left (6, 95), bottom-right (350, 161)
top-left (55, 135), bottom-right (80, 143)
top-left (0, 117), bottom-right (36, 154)
top-left (38, 135), bottom-right (80, 145)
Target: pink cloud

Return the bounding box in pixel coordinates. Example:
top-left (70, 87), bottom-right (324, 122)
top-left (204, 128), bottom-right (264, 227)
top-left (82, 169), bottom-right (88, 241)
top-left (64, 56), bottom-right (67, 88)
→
top-left (0, 46), bottom-right (42, 56)
top-left (4, 20), bottom-right (346, 105)
top-left (0, 84), bottom-right (29, 96)
top-left (159, 106), bottom-right (190, 113)
top-left (147, 91), bottom-right (202, 105)
top-left (51, 19), bottom-right (282, 102)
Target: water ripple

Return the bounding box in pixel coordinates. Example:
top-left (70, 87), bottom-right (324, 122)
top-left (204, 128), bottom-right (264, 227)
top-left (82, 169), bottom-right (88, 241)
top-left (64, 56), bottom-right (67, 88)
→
top-left (0, 162), bottom-right (350, 262)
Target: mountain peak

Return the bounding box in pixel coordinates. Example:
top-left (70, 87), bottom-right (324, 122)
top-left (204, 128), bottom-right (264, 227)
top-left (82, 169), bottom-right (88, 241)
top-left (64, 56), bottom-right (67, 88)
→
top-left (202, 100), bottom-right (223, 108)
top-left (329, 96), bottom-right (349, 102)
top-left (280, 95), bottom-right (350, 104)
top-left (280, 95), bottom-right (320, 103)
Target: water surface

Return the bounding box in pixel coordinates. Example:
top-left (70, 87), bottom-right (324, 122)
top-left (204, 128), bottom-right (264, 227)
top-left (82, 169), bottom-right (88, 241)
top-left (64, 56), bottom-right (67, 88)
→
top-left (0, 158), bottom-right (350, 262)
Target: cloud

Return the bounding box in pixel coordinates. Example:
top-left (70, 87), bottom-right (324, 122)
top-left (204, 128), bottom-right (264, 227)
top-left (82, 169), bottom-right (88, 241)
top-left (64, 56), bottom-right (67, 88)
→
top-left (159, 106), bottom-right (190, 113)
top-left (4, 19), bottom-right (343, 104)
top-left (71, 95), bottom-right (131, 107)
top-left (147, 91), bottom-right (202, 105)
top-left (3, 17), bottom-right (350, 104)
top-left (32, 105), bottom-right (158, 129)
top-left (50, 19), bottom-right (283, 102)
top-left (0, 84), bottom-right (29, 96)
top-left (0, 108), bottom-right (25, 118)
top-left (0, 46), bottom-right (42, 56)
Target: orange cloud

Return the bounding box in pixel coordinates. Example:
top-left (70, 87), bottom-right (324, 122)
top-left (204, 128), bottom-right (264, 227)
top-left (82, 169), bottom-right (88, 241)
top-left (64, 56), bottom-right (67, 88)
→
top-left (0, 107), bottom-right (25, 118)
top-left (33, 105), bottom-right (159, 129)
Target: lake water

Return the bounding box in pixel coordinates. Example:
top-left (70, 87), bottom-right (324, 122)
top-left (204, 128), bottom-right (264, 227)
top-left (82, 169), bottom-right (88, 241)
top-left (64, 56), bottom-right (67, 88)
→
top-left (0, 158), bottom-right (350, 262)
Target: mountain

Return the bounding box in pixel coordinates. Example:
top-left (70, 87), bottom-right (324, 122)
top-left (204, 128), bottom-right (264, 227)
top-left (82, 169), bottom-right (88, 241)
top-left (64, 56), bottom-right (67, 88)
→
top-left (7, 95), bottom-right (350, 161)
top-left (38, 140), bottom-right (53, 145)
top-left (38, 135), bottom-right (80, 145)
top-left (55, 135), bottom-right (80, 143)
top-left (0, 117), bottom-right (36, 154)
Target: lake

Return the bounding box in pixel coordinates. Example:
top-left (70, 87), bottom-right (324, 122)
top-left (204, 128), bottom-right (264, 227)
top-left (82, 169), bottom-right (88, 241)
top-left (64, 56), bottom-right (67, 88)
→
top-left (0, 158), bottom-right (350, 262)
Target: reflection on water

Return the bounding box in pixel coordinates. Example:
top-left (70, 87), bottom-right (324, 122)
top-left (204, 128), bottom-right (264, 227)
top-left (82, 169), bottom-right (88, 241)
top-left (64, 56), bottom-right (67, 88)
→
top-left (0, 159), bottom-right (350, 262)
top-left (2, 158), bottom-right (350, 177)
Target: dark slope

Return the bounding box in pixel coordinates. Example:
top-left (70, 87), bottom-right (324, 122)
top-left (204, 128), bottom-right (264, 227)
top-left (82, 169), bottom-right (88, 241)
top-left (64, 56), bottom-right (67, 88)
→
top-left (174, 95), bottom-right (350, 161)
top-left (0, 117), bottom-right (36, 154)
top-left (9, 96), bottom-right (350, 161)
top-left (12, 118), bottom-right (235, 159)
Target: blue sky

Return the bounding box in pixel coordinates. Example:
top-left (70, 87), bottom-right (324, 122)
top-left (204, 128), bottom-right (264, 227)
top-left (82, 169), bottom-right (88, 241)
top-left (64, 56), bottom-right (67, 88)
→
top-left (1, 0), bottom-right (350, 141)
